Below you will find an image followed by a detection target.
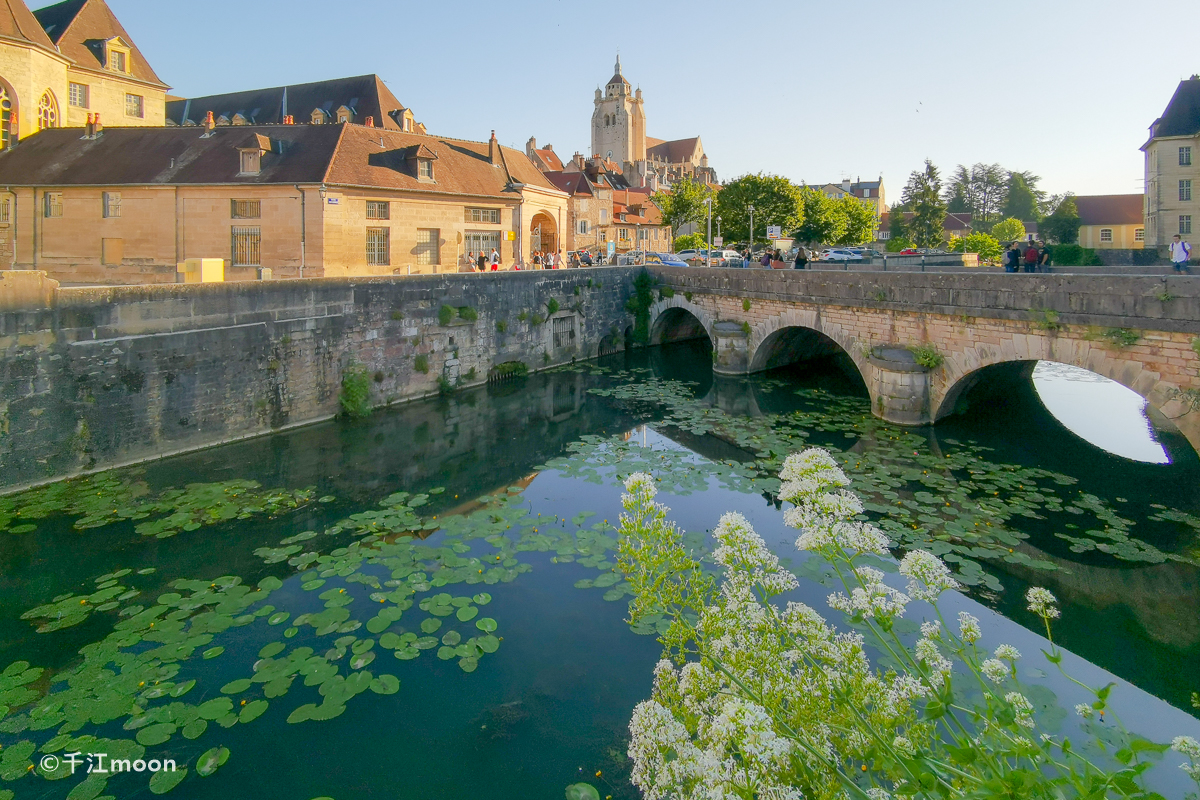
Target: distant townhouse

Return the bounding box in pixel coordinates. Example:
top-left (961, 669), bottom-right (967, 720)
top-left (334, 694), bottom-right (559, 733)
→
top-left (876, 211), bottom-right (972, 247)
top-left (1075, 194), bottom-right (1145, 250)
top-left (1142, 75), bottom-right (1200, 247)
top-left (0, 0), bottom-right (170, 146)
top-left (0, 120), bottom-right (567, 283)
top-left (812, 178), bottom-right (887, 213)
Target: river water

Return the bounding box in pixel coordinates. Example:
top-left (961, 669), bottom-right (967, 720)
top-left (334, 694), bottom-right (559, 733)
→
top-left (0, 341), bottom-right (1196, 799)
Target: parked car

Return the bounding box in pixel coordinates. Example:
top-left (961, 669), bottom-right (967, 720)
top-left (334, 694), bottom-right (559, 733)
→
top-left (819, 249), bottom-right (864, 261)
top-left (645, 252), bottom-right (689, 267)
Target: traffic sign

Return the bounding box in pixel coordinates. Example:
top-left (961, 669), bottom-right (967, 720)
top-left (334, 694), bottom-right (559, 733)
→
top-left (713, 236), bottom-right (723, 247)
top-left (767, 226), bottom-right (782, 240)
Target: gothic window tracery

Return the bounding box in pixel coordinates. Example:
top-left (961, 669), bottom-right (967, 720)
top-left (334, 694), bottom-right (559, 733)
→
top-left (0, 83), bottom-right (12, 148)
top-left (38, 91), bottom-right (58, 130)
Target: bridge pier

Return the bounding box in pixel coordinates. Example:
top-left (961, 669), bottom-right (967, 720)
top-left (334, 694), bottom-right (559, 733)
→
top-left (868, 347), bottom-right (933, 426)
top-left (711, 321), bottom-right (751, 375)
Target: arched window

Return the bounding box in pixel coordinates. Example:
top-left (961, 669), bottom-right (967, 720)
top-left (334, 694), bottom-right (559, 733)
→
top-left (38, 91), bottom-right (58, 131)
top-left (0, 82), bottom-right (12, 148)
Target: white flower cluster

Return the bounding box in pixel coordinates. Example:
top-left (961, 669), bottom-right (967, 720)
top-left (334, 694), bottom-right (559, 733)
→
top-left (958, 612), bottom-right (982, 644)
top-left (981, 659), bottom-right (1009, 684)
top-left (779, 450), bottom-right (889, 557)
top-left (1025, 587), bottom-right (1060, 620)
top-left (898, 550), bottom-right (961, 602)
top-left (1005, 692), bottom-right (1036, 729)
top-left (1172, 736), bottom-right (1200, 782)
top-left (827, 566), bottom-right (909, 621)
top-left (713, 512), bottom-right (799, 598)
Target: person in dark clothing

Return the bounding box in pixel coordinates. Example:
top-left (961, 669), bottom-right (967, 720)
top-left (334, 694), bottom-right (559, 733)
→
top-left (1024, 243), bottom-right (1040, 273)
top-left (794, 247), bottom-right (809, 269)
top-left (1005, 244), bottom-right (1020, 273)
top-left (476, 251), bottom-right (487, 272)
top-left (1038, 243), bottom-right (1051, 271)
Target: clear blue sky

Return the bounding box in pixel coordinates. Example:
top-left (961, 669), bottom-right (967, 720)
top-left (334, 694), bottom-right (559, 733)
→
top-left (105, 0), bottom-right (1196, 199)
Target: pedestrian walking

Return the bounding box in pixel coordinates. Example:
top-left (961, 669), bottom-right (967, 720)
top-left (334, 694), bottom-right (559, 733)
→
top-left (1038, 243), bottom-right (1051, 271)
top-left (490, 248), bottom-right (500, 271)
top-left (476, 251), bottom-right (487, 272)
top-left (794, 246), bottom-right (809, 270)
top-left (1170, 234), bottom-right (1193, 274)
top-left (1024, 242), bottom-right (1040, 273)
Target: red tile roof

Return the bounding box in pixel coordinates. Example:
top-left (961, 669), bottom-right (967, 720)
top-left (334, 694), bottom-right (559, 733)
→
top-left (0, 0), bottom-right (57, 52)
top-left (34, 0), bottom-right (167, 87)
top-left (543, 171), bottom-right (593, 196)
top-left (533, 147), bottom-right (563, 171)
top-left (1074, 194), bottom-right (1144, 226)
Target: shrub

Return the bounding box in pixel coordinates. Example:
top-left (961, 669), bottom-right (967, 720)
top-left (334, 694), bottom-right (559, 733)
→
top-left (616, 453), bottom-right (1200, 800)
top-left (517, 311), bottom-right (528, 322)
top-left (909, 343), bottom-right (944, 369)
top-left (625, 270), bottom-right (656, 345)
top-left (574, 286), bottom-right (581, 296)
top-left (1033, 309), bottom-right (1064, 331)
top-left (465, 367), bottom-right (476, 380)
top-left (546, 298), bottom-right (560, 316)
top-left (990, 217), bottom-right (1027, 243)
top-left (740, 321), bottom-right (751, 336)
top-left (885, 236), bottom-right (914, 252)
top-left (458, 306), bottom-right (478, 322)
top-left (438, 305), bottom-right (455, 326)
top-left (742, 298), bottom-right (751, 312)
top-left (660, 286), bottom-right (675, 300)
top-left (414, 354), bottom-right (429, 374)
top-left (1193, 337), bottom-right (1200, 358)
top-left (1100, 328), bottom-right (1139, 348)
top-left (490, 361), bottom-right (528, 379)
top-left (543, 352), bottom-right (551, 364)
top-left (391, 310), bottom-right (404, 321)
top-left (496, 320), bottom-right (508, 334)
top-left (684, 291), bottom-right (693, 302)
top-left (949, 231), bottom-right (1002, 262)
top-left (674, 232), bottom-right (705, 252)
top-left (338, 364), bottom-right (371, 418)
top-left (1047, 243), bottom-right (1101, 266)
top-left (436, 374), bottom-right (455, 394)
top-left (531, 313), bottom-right (546, 326)
top-left (873, 289), bottom-right (887, 302)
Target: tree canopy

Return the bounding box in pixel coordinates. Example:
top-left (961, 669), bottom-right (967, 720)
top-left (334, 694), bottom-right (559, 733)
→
top-left (1001, 172), bottom-right (1044, 222)
top-left (902, 160), bottom-right (947, 248)
top-left (714, 173), bottom-right (803, 245)
top-left (991, 218), bottom-right (1027, 243)
top-left (651, 176), bottom-right (715, 234)
top-left (1040, 195), bottom-right (1081, 244)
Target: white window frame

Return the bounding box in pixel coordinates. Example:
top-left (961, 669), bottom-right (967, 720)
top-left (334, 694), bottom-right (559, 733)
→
top-left (1182, 215), bottom-right (1194, 235)
top-left (1135, 228), bottom-right (1145, 242)
top-left (69, 82), bottom-right (89, 108)
top-left (125, 93), bottom-right (143, 119)
top-left (366, 227), bottom-right (390, 266)
top-left (1181, 180), bottom-right (1193, 202)
top-left (366, 201), bottom-right (390, 220)
top-left (1099, 228), bottom-right (1113, 242)
top-left (415, 228), bottom-right (439, 266)
top-left (1182, 146), bottom-right (1193, 167)
top-left (418, 159), bottom-right (433, 180)
top-left (103, 192), bottom-right (121, 219)
top-left (43, 192), bottom-right (63, 218)
top-left (465, 208), bottom-right (500, 224)
top-left (577, 220), bottom-right (589, 235)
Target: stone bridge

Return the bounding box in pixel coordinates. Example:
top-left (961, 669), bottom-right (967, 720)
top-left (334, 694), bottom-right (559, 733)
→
top-left (643, 267), bottom-right (1200, 452)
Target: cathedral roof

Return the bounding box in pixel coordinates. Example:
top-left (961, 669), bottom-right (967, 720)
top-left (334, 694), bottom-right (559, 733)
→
top-left (647, 136), bottom-right (702, 164)
top-left (0, 0), bottom-right (57, 52)
top-left (34, 0), bottom-right (168, 87)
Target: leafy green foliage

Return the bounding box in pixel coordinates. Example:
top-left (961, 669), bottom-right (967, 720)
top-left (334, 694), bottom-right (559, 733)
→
top-left (531, 313), bottom-right (545, 326)
top-left (651, 175), bottom-right (715, 233)
top-left (414, 354), bottom-right (430, 374)
top-left (517, 311), bottom-right (528, 322)
top-left (437, 375), bottom-right (456, 395)
top-left (624, 270), bottom-right (656, 345)
top-left (546, 298), bottom-right (560, 316)
top-left (659, 286), bottom-right (675, 300)
top-left (339, 364), bottom-right (371, 419)
top-left (991, 217), bottom-right (1027, 243)
top-left (438, 305), bottom-right (455, 326)
top-left (909, 343), bottom-right (945, 369)
top-left (458, 307), bottom-right (478, 322)
top-left (885, 235), bottom-right (914, 253)
top-left (1032, 309), bottom-right (1064, 331)
top-left (1047, 243), bottom-right (1100, 265)
top-left (740, 321), bottom-right (751, 336)
top-left (1192, 338), bottom-right (1200, 359)
top-left (714, 173), bottom-right (804, 243)
top-left (674, 233), bottom-right (705, 252)
top-left (742, 298), bottom-right (751, 312)
top-left (490, 361), bottom-right (528, 379)
top-left (1041, 195), bottom-right (1081, 244)
top-left (1098, 328), bottom-right (1140, 348)
top-left (902, 159), bottom-right (948, 248)
top-left (949, 232), bottom-right (1002, 261)
top-left (1002, 171), bottom-right (1045, 222)
top-left (496, 320), bottom-right (508, 334)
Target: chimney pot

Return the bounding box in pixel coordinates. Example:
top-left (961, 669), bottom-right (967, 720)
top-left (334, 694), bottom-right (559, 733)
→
top-left (93, 114), bottom-right (102, 134)
top-left (366, 116), bottom-right (375, 128)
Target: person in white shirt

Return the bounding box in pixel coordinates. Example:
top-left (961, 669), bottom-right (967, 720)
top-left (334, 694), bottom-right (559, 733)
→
top-left (1169, 234), bottom-right (1192, 274)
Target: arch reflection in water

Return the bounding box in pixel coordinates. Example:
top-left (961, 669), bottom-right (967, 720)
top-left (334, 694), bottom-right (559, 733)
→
top-left (1032, 361), bottom-right (1169, 464)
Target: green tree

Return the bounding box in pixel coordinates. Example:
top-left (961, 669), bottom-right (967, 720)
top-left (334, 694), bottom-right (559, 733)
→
top-left (991, 217), bottom-right (1027, 243)
top-left (714, 173), bottom-right (803, 245)
top-left (1002, 172), bottom-right (1044, 222)
top-left (943, 163), bottom-right (1006, 229)
top-left (793, 187), bottom-right (845, 245)
top-left (1041, 195), bottom-right (1081, 244)
top-left (651, 176), bottom-right (714, 235)
top-left (831, 195), bottom-right (878, 246)
top-left (884, 208), bottom-right (911, 252)
top-left (673, 232), bottom-right (705, 251)
top-left (903, 160), bottom-right (947, 248)
top-left (949, 231), bottom-right (1003, 261)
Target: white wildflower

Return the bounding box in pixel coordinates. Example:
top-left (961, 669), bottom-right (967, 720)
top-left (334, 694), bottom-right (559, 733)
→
top-left (891, 736), bottom-right (916, 758)
top-left (1172, 735), bottom-right (1200, 759)
top-left (899, 550), bottom-right (961, 602)
top-left (915, 637), bottom-right (952, 678)
top-left (994, 644), bottom-right (1021, 661)
top-left (1075, 703), bottom-right (1095, 719)
top-left (886, 675), bottom-right (929, 708)
top-left (628, 700), bottom-right (711, 800)
top-left (920, 620), bottom-right (942, 641)
top-left (827, 567), bottom-right (909, 620)
top-left (981, 659), bottom-right (1008, 683)
top-left (713, 512), bottom-right (798, 596)
top-left (867, 787), bottom-right (894, 800)
top-left (1005, 692), bottom-right (1036, 729)
top-left (623, 472), bottom-right (657, 497)
top-left (957, 611), bottom-right (982, 644)
top-left (1026, 587), bottom-right (1061, 620)
top-left (780, 448), bottom-right (848, 485)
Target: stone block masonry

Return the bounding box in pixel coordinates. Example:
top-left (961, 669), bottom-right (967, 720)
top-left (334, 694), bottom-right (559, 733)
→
top-left (0, 268), bottom-right (638, 492)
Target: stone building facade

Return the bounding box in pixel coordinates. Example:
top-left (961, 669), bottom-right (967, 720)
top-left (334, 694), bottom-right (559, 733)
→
top-left (0, 0), bottom-right (168, 148)
top-left (0, 122), bottom-right (568, 283)
top-left (1143, 75), bottom-right (1200, 248)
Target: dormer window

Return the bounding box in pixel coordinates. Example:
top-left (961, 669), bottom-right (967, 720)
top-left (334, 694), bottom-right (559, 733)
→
top-left (336, 106), bottom-right (353, 124)
top-left (418, 159), bottom-right (433, 180)
top-left (106, 39), bottom-right (131, 74)
top-left (311, 109), bottom-right (328, 125)
top-left (240, 149), bottom-right (261, 175)
top-left (232, 113), bottom-right (248, 126)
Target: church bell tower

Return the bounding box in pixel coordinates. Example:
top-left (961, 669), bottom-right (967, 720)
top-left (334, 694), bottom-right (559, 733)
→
top-left (590, 56), bottom-right (645, 168)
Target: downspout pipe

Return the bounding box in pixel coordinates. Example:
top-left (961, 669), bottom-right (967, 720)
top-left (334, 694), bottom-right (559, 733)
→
top-left (294, 185), bottom-right (306, 278)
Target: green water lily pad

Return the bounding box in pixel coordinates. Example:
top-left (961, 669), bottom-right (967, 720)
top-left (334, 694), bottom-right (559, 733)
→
top-left (259, 641), bottom-right (286, 659)
top-left (477, 635), bottom-right (500, 653)
top-left (419, 618), bottom-right (442, 634)
top-left (475, 618), bottom-right (497, 633)
top-left (472, 593), bottom-right (492, 605)
top-left (220, 679), bottom-right (252, 695)
top-left (370, 675), bottom-right (400, 695)
top-left (135, 723), bottom-right (175, 747)
top-left (268, 612), bottom-right (290, 625)
top-left (181, 719), bottom-right (207, 740)
top-left (441, 630), bottom-right (462, 646)
top-left (148, 766), bottom-right (187, 794)
top-left (284, 627), bottom-right (298, 638)
top-left (65, 773), bottom-right (107, 800)
top-left (196, 746), bottom-right (230, 777)
top-left (198, 698), bottom-right (233, 720)
top-left (202, 647), bottom-right (224, 660)
top-left (565, 783), bottom-right (600, 800)
top-left (239, 699), bottom-right (268, 723)
top-left (436, 646), bottom-right (456, 661)
top-left (459, 657), bottom-right (479, 673)
top-left (456, 606), bottom-right (478, 622)
top-left (169, 680), bottom-right (196, 698)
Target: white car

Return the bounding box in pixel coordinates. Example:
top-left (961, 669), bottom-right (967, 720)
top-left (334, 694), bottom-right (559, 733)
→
top-left (820, 249), bottom-right (864, 261)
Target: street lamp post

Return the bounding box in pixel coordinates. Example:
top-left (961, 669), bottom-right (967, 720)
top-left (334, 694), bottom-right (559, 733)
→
top-left (705, 198), bottom-right (713, 268)
top-left (716, 215), bottom-right (722, 241)
top-left (748, 204), bottom-right (755, 266)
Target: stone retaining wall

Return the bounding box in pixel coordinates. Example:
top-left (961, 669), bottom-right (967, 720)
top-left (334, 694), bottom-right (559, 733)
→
top-left (0, 268), bottom-right (637, 491)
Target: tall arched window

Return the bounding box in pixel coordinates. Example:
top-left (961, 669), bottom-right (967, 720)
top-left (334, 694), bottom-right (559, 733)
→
top-left (38, 91), bottom-right (58, 130)
top-left (0, 82), bottom-right (13, 148)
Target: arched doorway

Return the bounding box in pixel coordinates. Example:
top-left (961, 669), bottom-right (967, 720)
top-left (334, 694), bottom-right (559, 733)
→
top-left (530, 212), bottom-right (557, 256)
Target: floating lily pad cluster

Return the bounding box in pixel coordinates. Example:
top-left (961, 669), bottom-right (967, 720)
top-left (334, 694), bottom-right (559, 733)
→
top-left (0, 472), bottom-right (319, 538)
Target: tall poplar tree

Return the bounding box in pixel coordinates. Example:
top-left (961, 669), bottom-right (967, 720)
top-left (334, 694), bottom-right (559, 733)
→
top-left (902, 160), bottom-right (947, 248)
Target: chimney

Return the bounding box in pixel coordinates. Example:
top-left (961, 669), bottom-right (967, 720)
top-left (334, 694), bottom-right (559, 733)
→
top-left (489, 130), bottom-right (498, 165)
top-left (545, 144), bottom-right (553, 152)
top-left (841, 178), bottom-right (851, 192)
top-left (574, 152), bottom-right (585, 170)
top-left (526, 136), bottom-right (536, 155)
top-left (365, 116), bottom-right (375, 128)
top-left (284, 115), bottom-right (294, 125)
top-left (93, 114), bottom-right (102, 135)
top-left (205, 111), bottom-right (215, 131)
top-left (85, 113), bottom-right (94, 137)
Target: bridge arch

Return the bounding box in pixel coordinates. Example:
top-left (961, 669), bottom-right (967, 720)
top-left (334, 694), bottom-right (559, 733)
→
top-left (746, 308), bottom-right (870, 384)
top-left (933, 337), bottom-right (1200, 453)
top-left (649, 297), bottom-right (715, 346)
